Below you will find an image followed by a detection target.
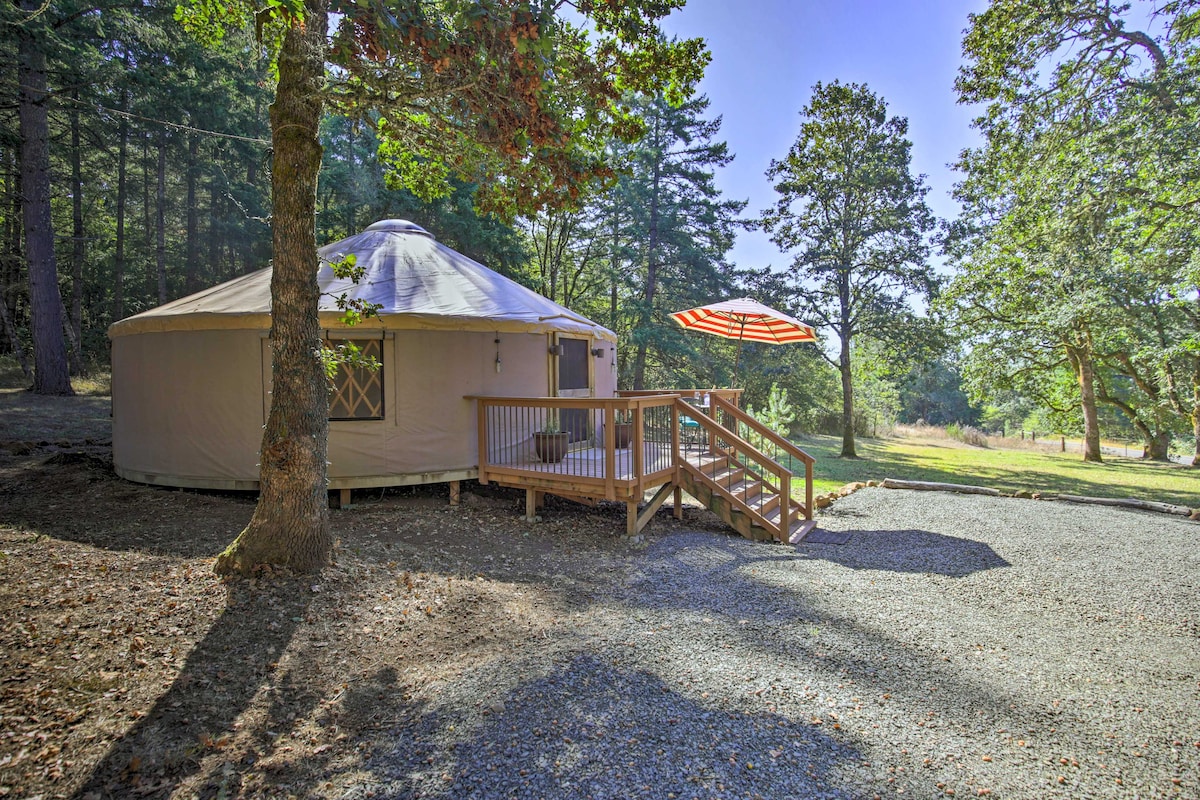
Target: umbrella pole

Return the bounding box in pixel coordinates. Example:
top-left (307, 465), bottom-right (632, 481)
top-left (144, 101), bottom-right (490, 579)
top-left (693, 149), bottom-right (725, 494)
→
top-left (730, 319), bottom-right (746, 389)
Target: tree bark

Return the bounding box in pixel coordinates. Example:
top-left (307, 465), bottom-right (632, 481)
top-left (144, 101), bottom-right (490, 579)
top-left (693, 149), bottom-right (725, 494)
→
top-left (67, 92), bottom-right (85, 375)
top-left (113, 86), bottom-right (129, 323)
top-left (156, 131), bottom-right (167, 304)
top-left (4, 151), bottom-right (20, 336)
top-left (185, 134), bottom-right (200, 294)
top-left (838, 335), bottom-right (856, 458)
top-left (1192, 363), bottom-right (1200, 467)
top-left (1067, 342), bottom-right (1102, 462)
top-left (1143, 430), bottom-right (1170, 461)
top-left (837, 268), bottom-right (856, 458)
top-left (142, 132), bottom-right (153, 299)
top-left (17, 1), bottom-right (73, 395)
top-left (215, 0), bottom-right (332, 576)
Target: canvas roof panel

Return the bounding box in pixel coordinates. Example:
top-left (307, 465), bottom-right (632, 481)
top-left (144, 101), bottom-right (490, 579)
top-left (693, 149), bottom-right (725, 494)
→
top-left (109, 220), bottom-right (615, 341)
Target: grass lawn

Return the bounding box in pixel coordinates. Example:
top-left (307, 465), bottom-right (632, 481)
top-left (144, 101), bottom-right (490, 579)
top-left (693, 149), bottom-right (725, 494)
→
top-left (791, 431), bottom-right (1200, 508)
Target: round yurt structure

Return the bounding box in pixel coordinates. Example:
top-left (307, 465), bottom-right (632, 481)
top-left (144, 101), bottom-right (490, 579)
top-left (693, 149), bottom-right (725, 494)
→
top-left (108, 220), bottom-right (618, 491)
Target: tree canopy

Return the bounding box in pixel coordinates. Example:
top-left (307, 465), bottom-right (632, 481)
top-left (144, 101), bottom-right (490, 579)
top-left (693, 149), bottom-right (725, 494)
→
top-left (760, 80), bottom-right (936, 458)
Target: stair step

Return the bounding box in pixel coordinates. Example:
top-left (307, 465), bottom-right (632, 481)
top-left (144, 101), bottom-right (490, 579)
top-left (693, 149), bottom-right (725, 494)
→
top-left (733, 480), bottom-right (763, 502)
top-left (708, 467), bottom-right (746, 486)
top-left (788, 519), bottom-right (819, 544)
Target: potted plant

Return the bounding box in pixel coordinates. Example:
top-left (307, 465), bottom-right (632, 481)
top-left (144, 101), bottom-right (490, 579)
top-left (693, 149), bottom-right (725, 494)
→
top-left (533, 412), bottom-right (570, 463)
top-left (612, 408), bottom-right (634, 449)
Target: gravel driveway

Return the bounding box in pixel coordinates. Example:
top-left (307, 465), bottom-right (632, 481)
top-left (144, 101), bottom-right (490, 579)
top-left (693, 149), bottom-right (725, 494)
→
top-left (353, 488), bottom-right (1199, 800)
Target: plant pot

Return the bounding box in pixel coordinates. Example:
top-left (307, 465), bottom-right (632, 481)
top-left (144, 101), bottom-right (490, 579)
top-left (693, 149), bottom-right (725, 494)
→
top-left (533, 431), bottom-right (570, 463)
top-left (613, 422), bottom-right (634, 449)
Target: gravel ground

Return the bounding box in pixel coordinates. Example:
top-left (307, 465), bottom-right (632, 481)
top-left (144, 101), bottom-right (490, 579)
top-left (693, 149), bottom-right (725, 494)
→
top-left (347, 489), bottom-right (1199, 800)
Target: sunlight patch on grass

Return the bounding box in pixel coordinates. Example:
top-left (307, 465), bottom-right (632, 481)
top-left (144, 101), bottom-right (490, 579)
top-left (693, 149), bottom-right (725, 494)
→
top-left (792, 432), bottom-right (1200, 507)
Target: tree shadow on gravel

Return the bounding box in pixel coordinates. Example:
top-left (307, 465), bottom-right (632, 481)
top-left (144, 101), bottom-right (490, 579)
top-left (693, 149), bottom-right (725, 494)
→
top-left (348, 653), bottom-right (870, 800)
top-left (72, 577), bottom-right (314, 799)
top-left (798, 528), bottom-right (1010, 577)
top-left (619, 536), bottom-right (1038, 750)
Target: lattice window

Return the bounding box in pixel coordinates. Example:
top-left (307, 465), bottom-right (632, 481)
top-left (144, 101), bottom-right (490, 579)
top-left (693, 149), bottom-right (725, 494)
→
top-left (328, 338), bottom-right (383, 420)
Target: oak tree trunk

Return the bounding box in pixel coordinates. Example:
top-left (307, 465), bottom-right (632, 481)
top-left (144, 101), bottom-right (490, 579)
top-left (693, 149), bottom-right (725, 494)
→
top-left (215, 0), bottom-right (332, 576)
top-left (1068, 343), bottom-right (1103, 462)
top-left (1143, 430), bottom-right (1171, 462)
top-left (1192, 365), bottom-right (1200, 467)
top-left (17, 2), bottom-right (73, 395)
top-left (837, 269), bottom-right (856, 458)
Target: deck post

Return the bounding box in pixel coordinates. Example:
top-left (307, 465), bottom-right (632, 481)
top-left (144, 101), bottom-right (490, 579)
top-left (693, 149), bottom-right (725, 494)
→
top-left (604, 401), bottom-right (616, 501)
top-left (476, 399), bottom-right (489, 485)
top-left (339, 488), bottom-right (351, 507)
top-left (673, 485), bottom-right (683, 520)
top-left (626, 500), bottom-right (638, 536)
top-left (633, 403), bottom-right (644, 495)
top-left (449, 480), bottom-right (460, 506)
top-left (525, 488), bottom-right (538, 522)
top-left (779, 474), bottom-right (791, 542)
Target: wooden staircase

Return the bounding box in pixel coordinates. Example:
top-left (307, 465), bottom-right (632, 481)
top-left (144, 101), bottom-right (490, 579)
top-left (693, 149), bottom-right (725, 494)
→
top-left (673, 398), bottom-right (817, 545)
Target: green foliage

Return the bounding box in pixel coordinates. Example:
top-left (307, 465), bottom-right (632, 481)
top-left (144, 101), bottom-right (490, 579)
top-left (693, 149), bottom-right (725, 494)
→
top-left (760, 81), bottom-right (936, 455)
top-left (746, 383), bottom-right (796, 438)
top-left (946, 0), bottom-right (1200, 459)
top-left (0, 0), bottom-right (275, 366)
top-left (511, 90), bottom-right (746, 392)
top-left (898, 358), bottom-right (980, 427)
top-left (850, 338), bottom-right (901, 436)
top-left (320, 339), bottom-right (380, 383)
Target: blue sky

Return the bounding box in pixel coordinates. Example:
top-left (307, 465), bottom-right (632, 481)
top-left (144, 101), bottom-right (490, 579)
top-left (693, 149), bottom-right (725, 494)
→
top-left (658, 0), bottom-right (990, 273)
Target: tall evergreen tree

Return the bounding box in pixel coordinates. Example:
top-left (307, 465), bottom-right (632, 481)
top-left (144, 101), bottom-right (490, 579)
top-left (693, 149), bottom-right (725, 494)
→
top-left (622, 91), bottom-right (745, 389)
top-left (761, 81), bottom-right (935, 458)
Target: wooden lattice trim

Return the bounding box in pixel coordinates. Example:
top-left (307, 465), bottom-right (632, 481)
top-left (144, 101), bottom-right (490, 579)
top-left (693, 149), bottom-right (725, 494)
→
top-left (328, 338), bottom-right (383, 420)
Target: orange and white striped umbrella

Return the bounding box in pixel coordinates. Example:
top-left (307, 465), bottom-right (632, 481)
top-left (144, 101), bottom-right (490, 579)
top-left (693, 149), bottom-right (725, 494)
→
top-left (669, 297), bottom-right (816, 344)
top-left (670, 297), bottom-right (816, 387)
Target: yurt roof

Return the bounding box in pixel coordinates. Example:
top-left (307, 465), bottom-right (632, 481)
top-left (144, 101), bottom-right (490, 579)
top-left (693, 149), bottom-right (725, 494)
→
top-left (108, 219), bottom-right (616, 341)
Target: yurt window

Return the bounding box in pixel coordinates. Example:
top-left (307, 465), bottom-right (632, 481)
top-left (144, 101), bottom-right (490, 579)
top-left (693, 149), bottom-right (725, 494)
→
top-left (327, 338), bottom-right (384, 420)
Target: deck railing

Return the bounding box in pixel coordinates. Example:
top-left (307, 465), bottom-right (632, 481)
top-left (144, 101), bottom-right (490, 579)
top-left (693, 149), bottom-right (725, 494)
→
top-left (617, 388), bottom-right (743, 413)
top-left (469, 388), bottom-right (814, 540)
top-left (472, 395), bottom-right (678, 501)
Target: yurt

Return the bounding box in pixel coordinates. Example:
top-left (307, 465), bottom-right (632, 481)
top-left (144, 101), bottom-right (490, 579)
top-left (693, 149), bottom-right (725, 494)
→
top-left (109, 220), bottom-right (618, 491)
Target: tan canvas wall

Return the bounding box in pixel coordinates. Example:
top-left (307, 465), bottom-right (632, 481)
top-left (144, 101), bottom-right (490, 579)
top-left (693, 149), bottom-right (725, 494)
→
top-left (113, 326), bottom-right (618, 491)
top-left (112, 329), bottom-right (265, 489)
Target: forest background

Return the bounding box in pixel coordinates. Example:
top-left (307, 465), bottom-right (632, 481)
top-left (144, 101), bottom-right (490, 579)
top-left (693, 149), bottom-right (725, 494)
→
top-left (2, 0), bottom-right (1199, 465)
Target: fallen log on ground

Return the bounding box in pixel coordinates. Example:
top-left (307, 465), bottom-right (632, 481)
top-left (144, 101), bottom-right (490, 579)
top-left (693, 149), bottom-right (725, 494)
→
top-left (1056, 494), bottom-right (1193, 517)
top-left (880, 479), bottom-right (1001, 496)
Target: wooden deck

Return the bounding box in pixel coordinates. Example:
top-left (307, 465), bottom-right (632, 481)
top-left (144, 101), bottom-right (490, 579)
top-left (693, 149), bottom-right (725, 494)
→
top-left (469, 390), bottom-right (816, 542)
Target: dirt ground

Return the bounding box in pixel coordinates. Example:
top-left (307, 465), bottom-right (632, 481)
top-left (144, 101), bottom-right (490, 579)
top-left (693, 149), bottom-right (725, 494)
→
top-left (0, 386), bottom-right (723, 799)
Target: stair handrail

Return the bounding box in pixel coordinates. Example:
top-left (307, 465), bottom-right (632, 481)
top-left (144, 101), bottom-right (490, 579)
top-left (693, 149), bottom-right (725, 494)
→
top-left (675, 399), bottom-right (799, 540)
top-left (675, 399), bottom-right (789, 482)
top-left (710, 396), bottom-right (815, 467)
top-left (711, 395), bottom-right (814, 524)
